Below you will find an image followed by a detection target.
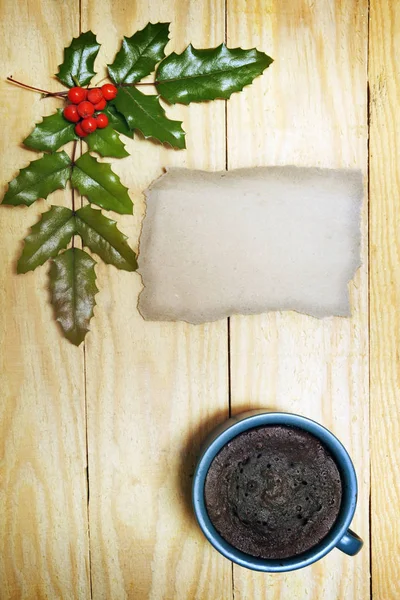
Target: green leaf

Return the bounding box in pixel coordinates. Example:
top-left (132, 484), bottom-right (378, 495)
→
top-left (56, 31), bottom-right (100, 87)
top-left (85, 126), bottom-right (129, 158)
top-left (108, 22), bottom-right (170, 84)
top-left (114, 86), bottom-right (185, 149)
top-left (71, 152), bottom-right (133, 214)
top-left (156, 43), bottom-right (273, 104)
top-left (75, 205), bottom-right (137, 271)
top-left (24, 110), bottom-right (78, 152)
top-left (3, 151), bottom-right (72, 207)
top-left (50, 248), bottom-right (98, 345)
top-left (17, 206), bottom-right (75, 273)
top-left (103, 104), bottom-right (134, 138)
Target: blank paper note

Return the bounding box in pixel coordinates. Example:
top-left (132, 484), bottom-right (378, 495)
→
top-left (137, 166), bottom-right (363, 324)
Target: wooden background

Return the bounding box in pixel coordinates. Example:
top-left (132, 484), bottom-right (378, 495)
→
top-left (0, 0), bottom-right (398, 598)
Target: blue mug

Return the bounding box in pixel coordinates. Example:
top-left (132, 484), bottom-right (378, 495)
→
top-left (192, 410), bottom-right (363, 572)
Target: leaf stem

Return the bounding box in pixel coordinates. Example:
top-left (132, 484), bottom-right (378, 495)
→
top-left (6, 76), bottom-right (67, 98)
top-left (92, 76), bottom-right (109, 86)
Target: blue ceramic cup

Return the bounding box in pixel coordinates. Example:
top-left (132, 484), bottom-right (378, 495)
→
top-left (192, 410), bottom-right (363, 572)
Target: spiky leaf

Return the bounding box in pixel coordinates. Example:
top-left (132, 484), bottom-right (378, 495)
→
top-left (24, 110), bottom-right (78, 152)
top-left (17, 206), bottom-right (75, 273)
top-left (108, 22), bottom-right (170, 84)
top-left (156, 43), bottom-right (273, 104)
top-left (71, 152), bottom-right (132, 214)
top-left (3, 152), bottom-right (72, 206)
top-left (49, 248), bottom-right (98, 345)
top-left (114, 86), bottom-right (185, 148)
top-left (56, 31), bottom-right (100, 87)
top-left (75, 205), bottom-right (137, 271)
top-left (103, 105), bottom-right (134, 138)
top-left (85, 126), bottom-right (129, 158)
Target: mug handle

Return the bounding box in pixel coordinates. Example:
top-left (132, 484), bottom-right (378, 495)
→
top-left (336, 528), bottom-right (363, 556)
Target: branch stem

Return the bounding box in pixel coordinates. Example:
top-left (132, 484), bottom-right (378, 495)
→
top-left (124, 81), bottom-right (159, 87)
top-left (71, 141), bottom-right (77, 219)
top-left (6, 76), bottom-right (67, 97)
top-left (7, 76), bottom-right (160, 99)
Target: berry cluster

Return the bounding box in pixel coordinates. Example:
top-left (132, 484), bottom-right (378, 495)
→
top-left (63, 83), bottom-right (118, 137)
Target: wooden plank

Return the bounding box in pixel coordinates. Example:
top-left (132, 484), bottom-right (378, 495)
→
top-left (0, 1), bottom-right (90, 598)
top-left (80, 2), bottom-right (232, 598)
top-left (369, 1), bottom-right (400, 598)
top-left (226, 1), bottom-right (370, 599)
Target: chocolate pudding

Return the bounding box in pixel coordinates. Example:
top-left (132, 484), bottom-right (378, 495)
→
top-left (204, 425), bottom-right (342, 559)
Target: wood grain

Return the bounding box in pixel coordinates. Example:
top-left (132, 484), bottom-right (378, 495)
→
top-left (369, 1), bottom-right (400, 598)
top-left (0, 1), bottom-right (90, 598)
top-left (226, 1), bottom-right (370, 599)
top-left (80, 1), bottom-right (232, 598)
top-left (3, 0), bottom-right (394, 598)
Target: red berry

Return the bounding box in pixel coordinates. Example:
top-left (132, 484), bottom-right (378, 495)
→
top-left (101, 83), bottom-right (118, 100)
top-left (63, 104), bottom-right (80, 123)
top-left (81, 117), bottom-right (97, 133)
top-left (75, 123), bottom-right (88, 138)
top-left (68, 87), bottom-right (87, 104)
top-left (93, 97), bottom-right (107, 111)
top-left (96, 113), bottom-right (109, 129)
top-left (77, 101), bottom-right (95, 118)
top-left (87, 88), bottom-right (103, 104)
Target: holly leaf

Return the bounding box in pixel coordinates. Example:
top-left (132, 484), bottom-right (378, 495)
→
top-left (156, 43), bottom-right (273, 104)
top-left (49, 248), bottom-right (98, 346)
top-left (114, 87), bottom-right (185, 149)
top-left (56, 31), bottom-right (100, 87)
top-left (17, 206), bottom-right (75, 273)
top-left (108, 22), bottom-right (170, 84)
top-left (85, 126), bottom-right (129, 158)
top-left (3, 151), bottom-right (72, 207)
top-left (103, 104), bottom-right (134, 138)
top-left (71, 152), bottom-right (133, 214)
top-left (75, 205), bottom-right (137, 271)
top-left (24, 110), bottom-right (78, 152)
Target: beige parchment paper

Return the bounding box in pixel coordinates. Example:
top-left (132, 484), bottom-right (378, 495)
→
top-left (137, 166), bottom-right (363, 324)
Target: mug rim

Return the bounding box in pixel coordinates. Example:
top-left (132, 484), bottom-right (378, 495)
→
top-left (192, 411), bottom-right (358, 572)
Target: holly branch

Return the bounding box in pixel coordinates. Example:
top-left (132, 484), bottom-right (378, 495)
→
top-left (2, 23), bottom-right (273, 345)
